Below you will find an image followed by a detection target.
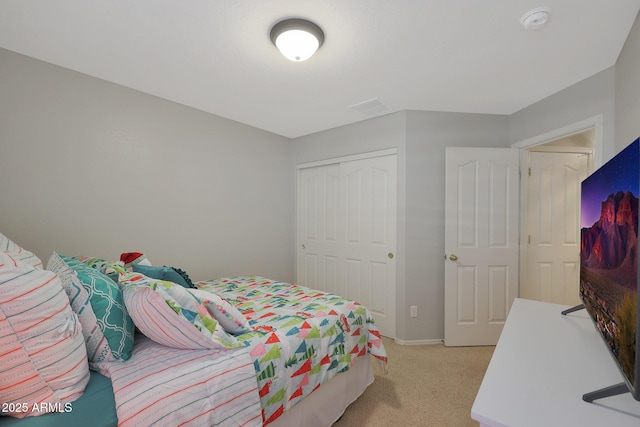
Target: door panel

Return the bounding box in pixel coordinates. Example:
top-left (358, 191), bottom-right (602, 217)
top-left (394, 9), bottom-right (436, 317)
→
top-left (457, 266), bottom-right (477, 323)
top-left (340, 156), bottom-right (396, 337)
top-left (458, 161), bottom-right (478, 248)
top-left (445, 148), bottom-right (519, 346)
top-left (488, 266), bottom-right (508, 322)
top-left (298, 164), bottom-right (340, 294)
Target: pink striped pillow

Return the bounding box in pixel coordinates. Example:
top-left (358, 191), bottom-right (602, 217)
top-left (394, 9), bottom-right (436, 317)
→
top-left (123, 285), bottom-right (223, 350)
top-left (0, 253), bottom-right (89, 418)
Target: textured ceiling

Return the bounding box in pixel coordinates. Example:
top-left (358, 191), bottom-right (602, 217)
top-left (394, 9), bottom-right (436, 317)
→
top-left (0, 1), bottom-right (639, 138)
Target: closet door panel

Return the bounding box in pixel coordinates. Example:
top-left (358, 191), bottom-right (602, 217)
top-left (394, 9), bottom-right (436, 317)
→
top-left (298, 164), bottom-right (340, 293)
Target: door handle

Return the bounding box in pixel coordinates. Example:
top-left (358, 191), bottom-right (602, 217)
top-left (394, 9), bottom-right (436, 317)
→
top-left (449, 254), bottom-right (458, 261)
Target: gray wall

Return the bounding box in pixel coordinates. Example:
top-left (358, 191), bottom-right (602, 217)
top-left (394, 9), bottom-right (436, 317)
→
top-left (616, 11), bottom-right (640, 151)
top-left (0, 48), bottom-right (294, 282)
top-left (509, 66), bottom-right (616, 161)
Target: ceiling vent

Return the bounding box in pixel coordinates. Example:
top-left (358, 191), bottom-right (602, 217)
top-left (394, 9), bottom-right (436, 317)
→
top-left (348, 98), bottom-right (389, 117)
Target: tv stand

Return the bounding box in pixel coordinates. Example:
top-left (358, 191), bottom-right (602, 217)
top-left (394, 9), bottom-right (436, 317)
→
top-left (583, 382), bottom-right (630, 402)
top-left (559, 303), bottom-right (632, 402)
top-left (561, 303), bottom-right (585, 315)
top-left (472, 298), bottom-right (640, 427)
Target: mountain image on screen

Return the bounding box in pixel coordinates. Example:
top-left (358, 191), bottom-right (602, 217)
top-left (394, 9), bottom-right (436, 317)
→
top-left (581, 191), bottom-right (638, 283)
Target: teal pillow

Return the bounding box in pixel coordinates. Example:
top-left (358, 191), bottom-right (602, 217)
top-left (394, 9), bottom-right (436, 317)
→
top-left (132, 264), bottom-right (193, 288)
top-left (60, 255), bottom-right (135, 362)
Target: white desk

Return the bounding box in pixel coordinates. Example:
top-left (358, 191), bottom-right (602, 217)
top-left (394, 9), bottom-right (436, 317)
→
top-left (472, 298), bottom-right (640, 427)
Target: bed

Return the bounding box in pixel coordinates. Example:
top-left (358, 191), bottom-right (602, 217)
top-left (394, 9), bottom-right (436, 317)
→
top-left (0, 234), bottom-right (388, 426)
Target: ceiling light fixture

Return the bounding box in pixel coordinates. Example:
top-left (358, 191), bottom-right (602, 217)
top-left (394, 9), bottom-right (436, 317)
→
top-left (270, 18), bottom-right (324, 62)
top-left (520, 6), bottom-right (552, 30)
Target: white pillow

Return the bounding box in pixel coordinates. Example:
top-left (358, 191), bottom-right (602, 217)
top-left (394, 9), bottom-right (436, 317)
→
top-left (0, 232), bottom-right (43, 269)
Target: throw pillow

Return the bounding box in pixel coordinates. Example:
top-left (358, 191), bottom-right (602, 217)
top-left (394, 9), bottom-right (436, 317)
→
top-left (0, 252), bottom-right (89, 418)
top-left (0, 232), bottom-right (43, 269)
top-left (120, 272), bottom-right (243, 349)
top-left (48, 253), bottom-right (135, 363)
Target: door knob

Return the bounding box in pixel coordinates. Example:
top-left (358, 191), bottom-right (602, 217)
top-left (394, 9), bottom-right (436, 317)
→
top-left (301, 244), bottom-right (305, 249)
top-left (388, 252), bottom-right (394, 259)
top-left (449, 254), bottom-right (458, 261)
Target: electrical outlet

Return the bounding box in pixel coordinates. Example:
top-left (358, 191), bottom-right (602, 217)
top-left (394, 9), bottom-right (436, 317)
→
top-left (410, 306), bottom-right (417, 317)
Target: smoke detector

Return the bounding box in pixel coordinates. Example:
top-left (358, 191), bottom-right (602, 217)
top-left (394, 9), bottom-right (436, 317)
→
top-left (520, 7), bottom-right (551, 30)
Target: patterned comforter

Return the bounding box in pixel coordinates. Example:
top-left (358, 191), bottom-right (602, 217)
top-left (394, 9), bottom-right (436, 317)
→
top-left (196, 276), bottom-right (388, 425)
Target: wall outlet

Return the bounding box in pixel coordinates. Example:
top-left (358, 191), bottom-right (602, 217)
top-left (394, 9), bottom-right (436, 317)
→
top-left (410, 305), bottom-right (417, 317)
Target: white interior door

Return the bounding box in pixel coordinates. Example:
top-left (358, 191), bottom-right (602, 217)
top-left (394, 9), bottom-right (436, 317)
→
top-left (297, 154), bottom-right (397, 338)
top-left (521, 151), bottom-right (591, 305)
top-left (444, 148), bottom-right (519, 346)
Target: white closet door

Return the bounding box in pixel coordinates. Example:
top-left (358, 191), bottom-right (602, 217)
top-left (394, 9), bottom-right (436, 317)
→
top-left (339, 155), bottom-right (396, 338)
top-left (297, 154), bottom-right (397, 338)
top-left (298, 164), bottom-right (340, 294)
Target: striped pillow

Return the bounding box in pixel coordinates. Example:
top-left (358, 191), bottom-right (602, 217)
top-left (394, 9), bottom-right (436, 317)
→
top-left (123, 286), bottom-right (221, 350)
top-left (120, 272), bottom-right (243, 349)
top-left (0, 232), bottom-right (43, 269)
top-left (0, 252), bottom-right (89, 418)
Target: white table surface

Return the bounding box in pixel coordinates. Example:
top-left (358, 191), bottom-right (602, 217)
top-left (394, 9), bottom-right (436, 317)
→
top-left (471, 298), bottom-right (640, 427)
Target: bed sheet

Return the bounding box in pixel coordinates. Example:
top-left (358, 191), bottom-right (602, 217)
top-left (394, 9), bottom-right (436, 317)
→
top-left (93, 334), bottom-right (262, 427)
top-left (0, 371), bottom-right (117, 427)
top-left (196, 276), bottom-right (388, 426)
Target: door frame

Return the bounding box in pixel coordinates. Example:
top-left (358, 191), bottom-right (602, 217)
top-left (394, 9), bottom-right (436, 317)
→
top-left (296, 148), bottom-right (398, 170)
top-left (512, 115), bottom-right (603, 301)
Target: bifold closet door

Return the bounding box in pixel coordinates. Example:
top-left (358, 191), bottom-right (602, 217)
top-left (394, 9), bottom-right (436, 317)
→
top-left (298, 154), bottom-right (396, 338)
top-left (298, 163), bottom-right (340, 295)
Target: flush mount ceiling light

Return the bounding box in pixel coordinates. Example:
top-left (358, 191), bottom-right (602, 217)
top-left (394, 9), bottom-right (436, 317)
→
top-left (270, 18), bottom-right (324, 62)
top-left (520, 6), bottom-right (552, 30)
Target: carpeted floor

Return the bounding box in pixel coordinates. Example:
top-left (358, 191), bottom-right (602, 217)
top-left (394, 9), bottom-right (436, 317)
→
top-left (333, 337), bottom-right (494, 426)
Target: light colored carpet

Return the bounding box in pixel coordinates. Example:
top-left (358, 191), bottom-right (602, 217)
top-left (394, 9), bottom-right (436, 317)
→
top-left (333, 337), bottom-right (494, 427)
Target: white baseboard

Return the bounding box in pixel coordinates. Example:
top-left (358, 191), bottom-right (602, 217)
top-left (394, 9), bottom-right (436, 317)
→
top-left (393, 338), bottom-right (443, 346)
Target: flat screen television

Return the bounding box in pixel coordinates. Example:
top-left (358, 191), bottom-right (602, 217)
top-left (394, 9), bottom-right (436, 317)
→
top-left (568, 137), bottom-right (640, 402)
